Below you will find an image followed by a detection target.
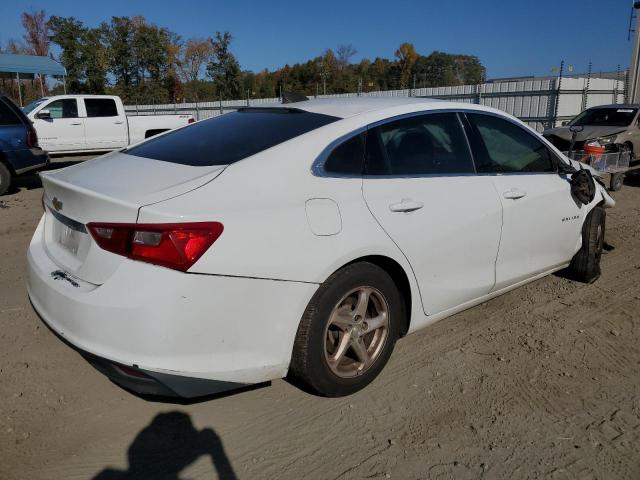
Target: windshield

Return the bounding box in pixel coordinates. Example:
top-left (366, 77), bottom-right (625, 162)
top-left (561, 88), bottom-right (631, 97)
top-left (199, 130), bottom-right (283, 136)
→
top-left (22, 98), bottom-right (47, 115)
top-left (569, 107), bottom-right (637, 127)
top-left (125, 108), bottom-right (340, 166)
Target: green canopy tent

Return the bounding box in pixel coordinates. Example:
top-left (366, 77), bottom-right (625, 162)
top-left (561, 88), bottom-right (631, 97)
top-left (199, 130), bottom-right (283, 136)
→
top-left (0, 53), bottom-right (67, 106)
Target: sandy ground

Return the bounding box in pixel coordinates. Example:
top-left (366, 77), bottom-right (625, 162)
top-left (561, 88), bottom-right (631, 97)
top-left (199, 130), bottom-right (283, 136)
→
top-left (1, 159), bottom-right (639, 480)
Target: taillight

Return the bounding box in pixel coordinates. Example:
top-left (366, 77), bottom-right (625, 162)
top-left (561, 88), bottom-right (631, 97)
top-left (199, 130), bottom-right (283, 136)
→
top-left (26, 125), bottom-right (39, 148)
top-left (87, 222), bottom-right (223, 272)
top-left (188, 117), bottom-right (196, 124)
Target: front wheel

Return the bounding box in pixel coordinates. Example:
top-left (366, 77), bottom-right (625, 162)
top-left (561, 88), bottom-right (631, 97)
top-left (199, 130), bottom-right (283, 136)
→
top-left (568, 206), bottom-right (605, 283)
top-left (0, 162), bottom-right (12, 196)
top-left (289, 262), bottom-right (403, 397)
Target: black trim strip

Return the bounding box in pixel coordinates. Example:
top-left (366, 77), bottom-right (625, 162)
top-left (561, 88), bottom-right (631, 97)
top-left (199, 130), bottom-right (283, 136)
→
top-left (48, 207), bottom-right (87, 233)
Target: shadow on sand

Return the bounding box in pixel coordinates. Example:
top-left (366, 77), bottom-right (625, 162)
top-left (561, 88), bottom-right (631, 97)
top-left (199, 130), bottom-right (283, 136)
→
top-left (92, 411), bottom-right (237, 480)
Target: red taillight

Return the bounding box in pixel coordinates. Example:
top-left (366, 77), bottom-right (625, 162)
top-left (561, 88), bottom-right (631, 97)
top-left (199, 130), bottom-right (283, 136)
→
top-left (26, 126), bottom-right (39, 148)
top-left (87, 222), bottom-right (223, 272)
top-left (188, 117), bottom-right (195, 124)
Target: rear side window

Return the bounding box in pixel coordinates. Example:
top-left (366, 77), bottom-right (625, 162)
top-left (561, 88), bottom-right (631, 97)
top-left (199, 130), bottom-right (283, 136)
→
top-left (367, 112), bottom-right (475, 175)
top-left (467, 113), bottom-right (555, 173)
top-left (85, 98), bottom-right (118, 117)
top-left (323, 133), bottom-right (365, 175)
top-left (0, 99), bottom-right (22, 126)
top-left (126, 108), bottom-right (339, 166)
top-left (47, 99), bottom-right (78, 119)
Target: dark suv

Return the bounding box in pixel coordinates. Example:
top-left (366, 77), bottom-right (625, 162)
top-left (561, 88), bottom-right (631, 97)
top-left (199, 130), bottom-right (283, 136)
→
top-left (0, 95), bottom-right (49, 195)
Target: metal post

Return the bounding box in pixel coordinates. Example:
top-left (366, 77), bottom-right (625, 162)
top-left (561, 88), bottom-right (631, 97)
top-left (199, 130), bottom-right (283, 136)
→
top-left (246, 89), bottom-right (250, 106)
top-left (581, 62), bottom-right (592, 111)
top-left (551, 60), bottom-right (564, 128)
top-left (219, 96), bottom-right (222, 114)
top-left (63, 75), bottom-right (67, 94)
top-left (16, 72), bottom-right (22, 107)
top-left (628, 1), bottom-right (640, 102)
top-left (195, 100), bottom-right (200, 121)
top-left (38, 74), bottom-right (44, 97)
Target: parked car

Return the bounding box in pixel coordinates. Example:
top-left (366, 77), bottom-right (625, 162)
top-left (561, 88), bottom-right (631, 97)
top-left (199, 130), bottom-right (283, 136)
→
top-left (543, 104), bottom-right (639, 158)
top-left (22, 94), bottom-right (195, 155)
top-left (0, 95), bottom-right (49, 195)
top-left (27, 97), bottom-right (614, 398)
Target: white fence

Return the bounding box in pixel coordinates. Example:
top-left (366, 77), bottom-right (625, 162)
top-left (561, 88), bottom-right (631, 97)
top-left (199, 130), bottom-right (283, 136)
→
top-left (125, 77), bottom-right (626, 132)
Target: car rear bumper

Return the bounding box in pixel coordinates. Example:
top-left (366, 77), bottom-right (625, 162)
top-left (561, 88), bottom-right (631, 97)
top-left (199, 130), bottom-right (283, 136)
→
top-left (14, 148), bottom-right (49, 175)
top-left (27, 217), bottom-right (318, 397)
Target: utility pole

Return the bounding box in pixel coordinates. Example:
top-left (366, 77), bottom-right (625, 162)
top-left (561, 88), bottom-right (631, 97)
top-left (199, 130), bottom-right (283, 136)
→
top-left (628, 1), bottom-right (640, 103)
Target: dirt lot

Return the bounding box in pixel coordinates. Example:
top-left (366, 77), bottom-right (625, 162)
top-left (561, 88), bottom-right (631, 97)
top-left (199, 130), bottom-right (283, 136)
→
top-left (1, 160), bottom-right (639, 480)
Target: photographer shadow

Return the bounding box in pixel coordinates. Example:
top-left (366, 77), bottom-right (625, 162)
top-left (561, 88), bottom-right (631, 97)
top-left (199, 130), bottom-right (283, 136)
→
top-left (93, 411), bottom-right (237, 480)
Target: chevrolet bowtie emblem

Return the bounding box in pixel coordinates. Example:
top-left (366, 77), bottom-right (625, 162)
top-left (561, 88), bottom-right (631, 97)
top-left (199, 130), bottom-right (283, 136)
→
top-left (52, 197), bottom-right (63, 211)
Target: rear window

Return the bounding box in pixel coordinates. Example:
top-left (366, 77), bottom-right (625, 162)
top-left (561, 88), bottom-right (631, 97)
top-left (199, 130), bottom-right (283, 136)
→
top-left (85, 98), bottom-right (118, 117)
top-left (126, 108), bottom-right (339, 166)
top-left (0, 99), bottom-right (22, 126)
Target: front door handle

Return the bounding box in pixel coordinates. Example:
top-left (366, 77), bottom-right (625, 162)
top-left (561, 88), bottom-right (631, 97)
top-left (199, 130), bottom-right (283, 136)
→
top-left (114, 121), bottom-right (124, 124)
top-left (389, 199), bottom-right (424, 213)
top-left (70, 122), bottom-right (82, 126)
top-left (503, 188), bottom-right (527, 200)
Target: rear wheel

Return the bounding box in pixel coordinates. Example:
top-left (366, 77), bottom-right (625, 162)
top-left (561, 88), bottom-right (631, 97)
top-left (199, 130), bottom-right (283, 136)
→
top-left (569, 206), bottom-right (605, 283)
top-left (289, 262), bottom-right (402, 397)
top-left (0, 162), bottom-right (12, 196)
top-left (610, 172), bottom-right (624, 191)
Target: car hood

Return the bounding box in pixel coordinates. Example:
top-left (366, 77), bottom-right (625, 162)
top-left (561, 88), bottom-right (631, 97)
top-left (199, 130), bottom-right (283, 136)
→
top-left (542, 125), bottom-right (627, 142)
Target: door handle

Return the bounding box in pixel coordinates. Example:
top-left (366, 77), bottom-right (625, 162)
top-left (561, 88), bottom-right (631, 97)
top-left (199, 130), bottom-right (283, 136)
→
top-left (389, 199), bottom-right (424, 213)
top-left (503, 188), bottom-right (527, 199)
top-left (70, 122), bottom-right (82, 126)
top-left (114, 121), bottom-right (124, 124)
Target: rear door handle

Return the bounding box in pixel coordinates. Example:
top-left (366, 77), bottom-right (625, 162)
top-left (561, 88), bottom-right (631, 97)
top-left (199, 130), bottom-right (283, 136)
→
top-left (389, 199), bottom-right (424, 213)
top-left (70, 122), bottom-right (82, 126)
top-left (503, 188), bottom-right (527, 200)
top-left (114, 121), bottom-right (124, 124)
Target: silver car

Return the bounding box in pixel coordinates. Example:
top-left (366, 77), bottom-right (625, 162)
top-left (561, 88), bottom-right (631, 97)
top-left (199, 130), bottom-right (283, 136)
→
top-left (543, 104), bottom-right (638, 158)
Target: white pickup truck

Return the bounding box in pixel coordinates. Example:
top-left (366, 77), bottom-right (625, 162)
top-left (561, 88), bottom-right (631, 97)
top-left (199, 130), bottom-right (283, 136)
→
top-left (22, 94), bottom-right (194, 154)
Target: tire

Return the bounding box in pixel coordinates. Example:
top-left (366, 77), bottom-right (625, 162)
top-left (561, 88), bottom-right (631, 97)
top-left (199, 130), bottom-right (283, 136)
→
top-left (0, 162), bottom-right (12, 196)
top-left (610, 172), bottom-right (624, 192)
top-left (289, 262), bottom-right (403, 397)
top-left (569, 206), bottom-right (605, 283)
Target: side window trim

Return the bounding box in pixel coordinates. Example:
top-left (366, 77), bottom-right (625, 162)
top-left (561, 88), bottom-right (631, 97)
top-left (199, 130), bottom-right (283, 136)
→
top-left (462, 111), bottom-right (559, 175)
top-left (311, 126), bottom-right (368, 178)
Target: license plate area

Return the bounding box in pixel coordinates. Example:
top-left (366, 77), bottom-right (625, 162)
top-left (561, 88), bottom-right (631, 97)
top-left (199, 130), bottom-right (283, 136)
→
top-left (49, 208), bottom-right (87, 257)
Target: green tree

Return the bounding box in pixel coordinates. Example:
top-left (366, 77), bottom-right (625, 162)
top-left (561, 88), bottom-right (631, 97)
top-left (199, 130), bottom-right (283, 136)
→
top-left (206, 32), bottom-right (241, 100)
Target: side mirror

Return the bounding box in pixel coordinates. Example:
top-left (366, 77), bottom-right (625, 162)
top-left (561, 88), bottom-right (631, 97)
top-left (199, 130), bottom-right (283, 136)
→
top-left (36, 109), bottom-right (51, 120)
top-left (561, 120), bottom-right (569, 126)
top-left (569, 125), bottom-right (584, 133)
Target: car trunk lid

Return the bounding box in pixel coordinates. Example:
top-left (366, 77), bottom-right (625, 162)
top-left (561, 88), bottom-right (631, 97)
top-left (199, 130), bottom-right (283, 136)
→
top-left (40, 151), bottom-right (226, 284)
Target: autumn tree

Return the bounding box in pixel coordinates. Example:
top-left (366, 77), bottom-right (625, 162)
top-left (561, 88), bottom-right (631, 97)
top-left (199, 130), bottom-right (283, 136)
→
top-left (394, 42), bottom-right (418, 89)
top-left (206, 32), bottom-right (241, 99)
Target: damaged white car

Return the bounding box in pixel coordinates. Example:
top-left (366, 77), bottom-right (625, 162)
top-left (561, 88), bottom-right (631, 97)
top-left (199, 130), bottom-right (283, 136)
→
top-left (27, 96), bottom-right (614, 398)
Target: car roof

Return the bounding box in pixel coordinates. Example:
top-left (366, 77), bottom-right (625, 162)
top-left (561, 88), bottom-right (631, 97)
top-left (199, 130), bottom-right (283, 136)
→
top-left (587, 103), bottom-right (639, 109)
top-left (253, 96), bottom-right (446, 119)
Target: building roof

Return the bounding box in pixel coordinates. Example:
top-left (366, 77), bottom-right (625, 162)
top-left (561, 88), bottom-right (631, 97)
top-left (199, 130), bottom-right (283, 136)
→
top-left (0, 53), bottom-right (66, 76)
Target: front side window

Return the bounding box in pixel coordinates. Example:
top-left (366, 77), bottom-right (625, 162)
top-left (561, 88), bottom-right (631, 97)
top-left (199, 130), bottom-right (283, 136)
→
top-left (323, 133), bottom-right (365, 175)
top-left (367, 112), bottom-right (475, 175)
top-left (85, 98), bottom-right (118, 117)
top-left (126, 108), bottom-right (339, 166)
top-left (46, 99), bottom-right (78, 119)
top-left (467, 113), bottom-right (555, 173)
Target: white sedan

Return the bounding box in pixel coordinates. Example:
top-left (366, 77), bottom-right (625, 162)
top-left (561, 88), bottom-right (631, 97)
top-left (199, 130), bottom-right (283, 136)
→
top-left (27, 97), bottom-right (614, 398)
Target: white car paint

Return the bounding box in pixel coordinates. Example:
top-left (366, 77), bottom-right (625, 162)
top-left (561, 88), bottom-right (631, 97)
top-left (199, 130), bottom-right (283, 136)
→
top-left (25, 94), bottom-right (194, 154)
top-left (27, 96), bottom-right (615, 395)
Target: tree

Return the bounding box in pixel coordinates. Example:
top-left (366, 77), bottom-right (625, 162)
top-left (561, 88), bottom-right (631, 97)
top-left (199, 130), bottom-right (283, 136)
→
top-left (206, 32), bottom-right (241, 99)
top-left (336, 44), bottom-right (357, 71)
top-left (48, 16), bottom-right (86, 93)
top-left (394, 42), bottom-right (418, 89)
top-left (21, 10), bottom-right (49, 56)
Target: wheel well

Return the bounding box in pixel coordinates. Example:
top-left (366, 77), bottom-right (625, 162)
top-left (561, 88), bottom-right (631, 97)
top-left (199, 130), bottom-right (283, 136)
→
top-left (0, 152), bottom-right (15, 176)
top-left (343, 255), bottom-right (412, 337)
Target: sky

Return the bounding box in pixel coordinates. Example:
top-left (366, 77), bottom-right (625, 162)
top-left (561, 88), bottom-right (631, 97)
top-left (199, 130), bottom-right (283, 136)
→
top-left (0, 0), bottom-right (634, 79)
